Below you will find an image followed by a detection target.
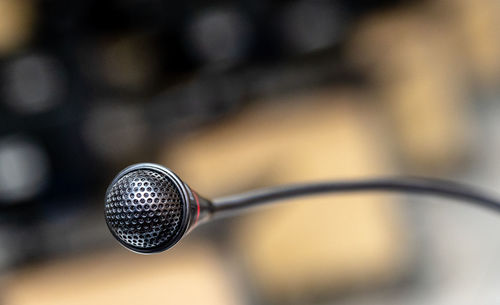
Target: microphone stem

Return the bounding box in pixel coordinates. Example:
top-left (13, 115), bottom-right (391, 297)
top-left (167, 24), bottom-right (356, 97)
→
top-left (211, 177), bottom-right (500, 219)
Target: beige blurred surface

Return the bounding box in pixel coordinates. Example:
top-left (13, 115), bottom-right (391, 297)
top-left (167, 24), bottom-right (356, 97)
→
top-left (164, 90), bottom-right (395, 194)
top-left (0, 0), bottom-right (35, 56)
top-left (436, 0), bottom-right (500, 87)
top-left (2, 242), bottom-right (243, 305)
top-left (348, 9), bottom-right (473, 172)
top-left (163, 89), bottom-right (411, 301)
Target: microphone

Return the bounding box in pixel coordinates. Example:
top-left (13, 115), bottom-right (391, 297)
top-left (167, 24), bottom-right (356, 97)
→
top-left (105, 163), bottom-right (500, 254)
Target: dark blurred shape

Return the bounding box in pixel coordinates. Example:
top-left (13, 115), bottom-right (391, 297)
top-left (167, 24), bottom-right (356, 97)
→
top-left (0, 136), bottom-right (49, 203)
top-left (280, 0), bottom-right (346, 54)
top-left (99, 34), bottom-right (160, 93)
top-left (82, 101), bottom-right (149, 164)
top-left (3, 53), bottom-right (66, 114)
top-left (186, 7), bottom-right (252, 66)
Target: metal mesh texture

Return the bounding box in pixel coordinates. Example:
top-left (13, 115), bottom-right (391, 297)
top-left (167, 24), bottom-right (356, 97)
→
top-left (105, 169), bottom-right (184, 250)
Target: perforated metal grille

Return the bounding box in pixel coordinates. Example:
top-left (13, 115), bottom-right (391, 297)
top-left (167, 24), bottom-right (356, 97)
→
top-left (105, 169), bottom-right (184, 250)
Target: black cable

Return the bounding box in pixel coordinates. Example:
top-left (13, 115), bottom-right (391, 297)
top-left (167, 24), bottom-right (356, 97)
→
top-left (212, 177), bottom-right (500, 218)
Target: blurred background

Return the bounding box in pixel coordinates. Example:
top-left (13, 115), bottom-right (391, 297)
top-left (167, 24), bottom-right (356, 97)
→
top-left (0, 0), bottom-right (500, 304)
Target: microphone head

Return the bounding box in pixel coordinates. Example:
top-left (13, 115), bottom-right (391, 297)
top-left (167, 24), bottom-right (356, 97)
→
top-left (105, 163), bottom-right (191, 253)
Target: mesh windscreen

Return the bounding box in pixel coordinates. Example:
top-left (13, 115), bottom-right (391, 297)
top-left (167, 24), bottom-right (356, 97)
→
top-left (105, 169), bottom-right (184, 250)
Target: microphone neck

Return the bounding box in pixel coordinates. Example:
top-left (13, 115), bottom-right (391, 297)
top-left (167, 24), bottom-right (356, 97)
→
top-left (209, 177), bottom-right (500, 220)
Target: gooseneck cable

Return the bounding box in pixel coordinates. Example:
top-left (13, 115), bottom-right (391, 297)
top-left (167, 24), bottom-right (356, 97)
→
top-left (212, 177), bottom-right (500, 218)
